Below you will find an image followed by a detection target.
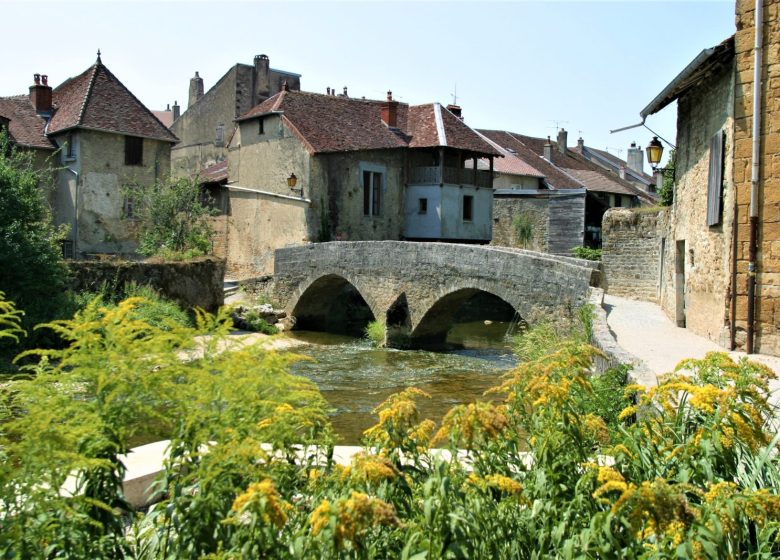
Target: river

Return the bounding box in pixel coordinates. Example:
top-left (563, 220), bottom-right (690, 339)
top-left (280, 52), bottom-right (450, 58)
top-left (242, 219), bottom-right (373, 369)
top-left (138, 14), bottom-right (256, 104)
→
top-left (286, 321), bottom-right (517, 444)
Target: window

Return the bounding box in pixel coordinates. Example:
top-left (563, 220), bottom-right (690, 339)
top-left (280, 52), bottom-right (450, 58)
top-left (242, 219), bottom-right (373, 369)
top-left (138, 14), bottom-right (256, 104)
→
top-left (215, 123), bottom-right (225, 147)
top-left (258, 118), bottom-right (265, 135)
top-left (707, 128), bottom-right (725, 227)
top-left (124, 136), bottom-right (143, 166)
top-left (65, 132), bottom-right (75, 159)
top-left (462, 195), bottom-right (473, 222)
top-left (418, 197), bottom-right (428, 214)
top-left (614, 195), bottom-right (622, 208)
top-left (122, 194), bottom-right (137, 219)
top-left (363, 170), bottom-right (382, 216)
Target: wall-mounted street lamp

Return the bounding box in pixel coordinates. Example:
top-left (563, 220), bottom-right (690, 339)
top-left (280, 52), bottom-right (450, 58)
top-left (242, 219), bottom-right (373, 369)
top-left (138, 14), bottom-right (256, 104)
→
top-left (287, 172), bottom-right (303, 197)
top-left (646, 136), bottom-right (664, 170)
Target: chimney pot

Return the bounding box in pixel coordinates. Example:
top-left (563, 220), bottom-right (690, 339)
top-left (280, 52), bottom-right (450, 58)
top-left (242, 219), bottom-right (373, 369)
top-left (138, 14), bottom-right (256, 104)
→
top-left (387, 90), bottom-right (393, 101)
top-left (189, 71), bottom-right (204, 107)
top-left (172, 100), bottom-right (181, 121)
top-left (282, 80), bottom-right (289, 92)
top-left (29, 73), bottom-right (52, 114)
top-left (326, 87), bottom-right (331, 95)
top-left (543, 137), bottom-right (553, 162)
top-left (446, 104), bottom-right (463, 120)
top-left (577, 136), bottom-right (584, 150)
top-left (343, 86), bottom-right (348, 97)
top-left (41, 75), bottom-right (48, 86)
top-left (626, 141), bottom-right (645, 175)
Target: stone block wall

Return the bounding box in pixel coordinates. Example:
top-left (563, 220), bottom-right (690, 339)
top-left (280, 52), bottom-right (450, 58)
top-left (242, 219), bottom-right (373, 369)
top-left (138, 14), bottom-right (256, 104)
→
top-left (733, 0), bottom-right (780, 354)
top-left (601, 208), bottom-right (663, 301)
top-left (69, 257), bottom-right (225, 312)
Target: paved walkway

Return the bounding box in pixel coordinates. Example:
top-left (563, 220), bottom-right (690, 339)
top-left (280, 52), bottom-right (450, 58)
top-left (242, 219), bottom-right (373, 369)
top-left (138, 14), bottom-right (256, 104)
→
top-left (604, 294), bottom-right (780, 401)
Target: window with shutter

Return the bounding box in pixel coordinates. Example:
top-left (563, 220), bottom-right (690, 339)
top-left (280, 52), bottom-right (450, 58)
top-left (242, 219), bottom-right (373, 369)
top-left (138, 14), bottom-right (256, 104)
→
top-left (706, 129), bottom-right (725, 227)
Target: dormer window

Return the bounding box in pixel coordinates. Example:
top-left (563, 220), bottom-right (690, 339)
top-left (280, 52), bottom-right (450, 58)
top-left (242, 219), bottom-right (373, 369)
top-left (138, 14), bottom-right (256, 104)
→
top-left (124, 136), bottom-right (143, 166)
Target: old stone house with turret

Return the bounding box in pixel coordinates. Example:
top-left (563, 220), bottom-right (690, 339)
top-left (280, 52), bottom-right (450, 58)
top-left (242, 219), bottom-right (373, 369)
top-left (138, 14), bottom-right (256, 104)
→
top-left (0, 55), bottom-right (178, 257)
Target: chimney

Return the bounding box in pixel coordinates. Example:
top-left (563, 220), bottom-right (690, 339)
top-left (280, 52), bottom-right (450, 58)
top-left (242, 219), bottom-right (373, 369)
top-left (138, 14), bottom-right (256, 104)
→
top-left (543, 136), bottom-right (553, 162)
top-left (282, 80), bottom-right (290, 92)
top-left (577, 136), bottom-right (584, 151)
top-left (29, 73), bottom-right (53, 114)
top-left (556, 128), bottom-right (568, 154)
top-left (381, 90), bottom-right (398, 128)
top-left (172, 100), bottom-right (181, 121)
top-left (254, 54), bottom-right (270, 103)
top-left (626, 141), bottom-right (644, 174)
top-left (189, 71), bottom-right (204, 108)
top-left (619, 165), bottom-right (627, 180)
top-left (446, 104), bottom-right (463, 120)
top-left (326, 87), bottom-right (331, 95)
top-left (342, 86), bottom-right (348, 97)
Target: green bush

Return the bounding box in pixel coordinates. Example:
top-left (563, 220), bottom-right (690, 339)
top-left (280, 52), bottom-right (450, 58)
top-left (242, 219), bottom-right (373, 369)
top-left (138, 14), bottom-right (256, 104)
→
top-left (130, 176), bottom-right (215, 259)
top-left (243, 310), bottom-right (280, 335)
top-left (512, 213), bottom-right (534, 248)
top-left (364, 320), bottom-right (385, 347)
top-left (572, 246), bottom-right (602, 261)
top-left (0, 133), bottom-right (70, 365)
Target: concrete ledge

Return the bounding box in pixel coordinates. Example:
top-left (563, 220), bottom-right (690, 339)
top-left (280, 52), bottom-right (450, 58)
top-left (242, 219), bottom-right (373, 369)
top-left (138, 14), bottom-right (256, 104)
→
top-left (589, 287), bottom-right (657, 387)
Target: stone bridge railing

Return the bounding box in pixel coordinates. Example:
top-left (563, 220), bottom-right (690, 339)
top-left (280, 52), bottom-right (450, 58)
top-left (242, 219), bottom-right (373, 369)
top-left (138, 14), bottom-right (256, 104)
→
top-left (273, 241), bottom-right (599, 348)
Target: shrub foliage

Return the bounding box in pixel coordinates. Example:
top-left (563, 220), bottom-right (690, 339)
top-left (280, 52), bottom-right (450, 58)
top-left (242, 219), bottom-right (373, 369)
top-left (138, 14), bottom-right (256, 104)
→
top-left (1, 291), bottom-right (779, 558)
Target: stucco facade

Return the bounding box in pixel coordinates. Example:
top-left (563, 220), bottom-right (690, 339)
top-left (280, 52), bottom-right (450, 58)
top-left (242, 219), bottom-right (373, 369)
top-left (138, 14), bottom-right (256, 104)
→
top-left (53, 129), bottom-right (171, 255)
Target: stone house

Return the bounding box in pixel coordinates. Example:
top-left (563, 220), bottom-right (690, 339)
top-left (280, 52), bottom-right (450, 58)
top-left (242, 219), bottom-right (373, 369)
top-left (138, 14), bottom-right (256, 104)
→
top-left (210, 89), bottom-right (500, 277)
top-left (0, 55), bottom-right (178, 256)
top-left (170, 54), bottom-right (301, 178)
top-left (603, 0), bottom-right (780, 356)
top-left (477, 128), bottom-right (656, 250)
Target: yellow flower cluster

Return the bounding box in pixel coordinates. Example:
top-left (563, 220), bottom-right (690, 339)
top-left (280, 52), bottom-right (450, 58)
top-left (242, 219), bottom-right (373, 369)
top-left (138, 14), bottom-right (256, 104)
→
top-left (432, 401), bottom-right (508, 447)
top-left (341, 452), bottom-right (398, 485)
top-left (309, 492), bottom-right (399, 550)
top-left (230, 478), bottom-right (291, 528)
top-left (363, 387), bottom-right (432, 448)
top-left (582, 413), bottom-right (610, 444)
top-left (484, 474), bottom-right (524, 497)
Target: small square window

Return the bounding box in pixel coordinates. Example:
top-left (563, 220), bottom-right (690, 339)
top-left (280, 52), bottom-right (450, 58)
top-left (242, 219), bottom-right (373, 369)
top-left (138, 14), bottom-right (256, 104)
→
top-left (463, 195), bottom-right (473, 222)
top-left (124, 136), bottom-right (143, 166)
top-left (418, 198), bottom-right (428, 214)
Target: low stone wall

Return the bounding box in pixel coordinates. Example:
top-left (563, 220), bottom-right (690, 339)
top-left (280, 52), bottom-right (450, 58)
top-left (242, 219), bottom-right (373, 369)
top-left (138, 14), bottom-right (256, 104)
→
top-left (601, 208), bottom-right (664, 301)
top-left (69, 257), bottom-right (225, 312)
top-left (589, 288), bottom-right (656, 387)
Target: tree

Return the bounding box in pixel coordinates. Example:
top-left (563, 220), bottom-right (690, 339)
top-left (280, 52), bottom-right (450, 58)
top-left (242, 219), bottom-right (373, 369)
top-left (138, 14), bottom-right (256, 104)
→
top-left (0, 132), bottom-right (69, 360)
top-left (131, 176), bottom-right (215, 259)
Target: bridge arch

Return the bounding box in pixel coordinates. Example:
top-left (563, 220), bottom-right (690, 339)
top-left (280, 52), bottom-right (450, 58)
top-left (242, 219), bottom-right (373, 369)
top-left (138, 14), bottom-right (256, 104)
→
top-left (410, 285), bottom-right (523, 347)
top-left (290, 273), bottom-right (378, 337)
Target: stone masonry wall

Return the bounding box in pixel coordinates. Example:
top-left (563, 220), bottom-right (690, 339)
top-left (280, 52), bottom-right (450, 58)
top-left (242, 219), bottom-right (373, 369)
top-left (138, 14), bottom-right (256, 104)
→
top-left (733, 0), bottom-right (780, 354)
top-left (491, 197), bottom-right (549, 252)
top-left (69, 257), bottom-right (225, 312)
top-left (602, 208), bottom-right (662, 301)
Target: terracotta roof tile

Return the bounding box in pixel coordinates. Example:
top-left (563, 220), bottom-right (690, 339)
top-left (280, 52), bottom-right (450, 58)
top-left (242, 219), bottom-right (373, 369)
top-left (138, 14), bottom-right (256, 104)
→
top-left (508, 133), bottom-right (655, 201)
top-left (477, 130), bottom-right (584, 189)
top-left (200, 160), bottom-right (228, 183)
top-left (474, 131), bottom-right (545, 177)
top-left (152, 109), bottom-right (174, 128)
top-left (0, 95), bottom-right (54, 150)
top-left (238, 91), bottom-right (500, 156)
top-left (48, 63), bottom-right (178, 143)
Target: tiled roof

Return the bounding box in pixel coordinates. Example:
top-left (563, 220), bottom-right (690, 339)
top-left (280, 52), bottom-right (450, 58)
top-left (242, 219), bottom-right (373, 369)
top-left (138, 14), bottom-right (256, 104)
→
top-left (477, 130), bottom-right (584, 189)
top-left (0, 95), bottom-right (54, 150)
top-left (585, 146), bottom-right (654, 183)
top-left (200, 160), bottom-right (228, 183)
top-left (474, 131), bottom-right (545, 178)
top-left (152, 109), bottom-right (174, 128)
top-left (238, 91), bottom-right (500, 156)
top-left (48, 62), bottom-right (178, 143)
top-left (509, 133), bottom-right (655, 201)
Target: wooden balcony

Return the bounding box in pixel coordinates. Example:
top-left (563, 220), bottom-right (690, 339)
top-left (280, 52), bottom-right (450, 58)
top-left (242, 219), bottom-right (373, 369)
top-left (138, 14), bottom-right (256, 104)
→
top-left (409, 166), bottom-right (493, 189)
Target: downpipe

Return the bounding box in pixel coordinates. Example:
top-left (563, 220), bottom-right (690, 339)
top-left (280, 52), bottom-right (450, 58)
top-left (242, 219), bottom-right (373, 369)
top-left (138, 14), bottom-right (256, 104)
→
top-left (747, 0), bottom-right (764, 354)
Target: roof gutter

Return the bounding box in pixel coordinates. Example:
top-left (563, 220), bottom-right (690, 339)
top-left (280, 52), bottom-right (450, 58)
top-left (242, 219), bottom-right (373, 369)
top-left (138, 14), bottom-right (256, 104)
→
top-left (747, 0), bottom-right (764, 354)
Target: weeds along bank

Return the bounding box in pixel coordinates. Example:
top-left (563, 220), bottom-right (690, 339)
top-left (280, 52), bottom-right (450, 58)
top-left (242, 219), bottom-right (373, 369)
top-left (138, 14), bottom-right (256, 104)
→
top-left (1, 293), bottom-right (779, 558)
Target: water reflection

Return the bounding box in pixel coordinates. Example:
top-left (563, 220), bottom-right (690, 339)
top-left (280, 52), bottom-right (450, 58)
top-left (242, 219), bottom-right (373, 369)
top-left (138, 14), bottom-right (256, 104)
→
top-left (286, 321), bottom-right (516, 444)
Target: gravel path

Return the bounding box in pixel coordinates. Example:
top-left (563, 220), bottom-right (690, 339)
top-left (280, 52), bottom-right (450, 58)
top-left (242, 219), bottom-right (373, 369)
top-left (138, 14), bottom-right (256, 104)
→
top-left (604, 294), bottom-right (780, 402)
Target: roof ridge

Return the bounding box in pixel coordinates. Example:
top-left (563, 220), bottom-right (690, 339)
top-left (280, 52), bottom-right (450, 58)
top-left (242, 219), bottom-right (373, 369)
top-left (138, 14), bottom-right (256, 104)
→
top-left (89, 62), bottom-right (178, 142)
top-left (505, 131), bottom-right (587, 188)
top-left (76, 63), bottom-right (100, 126)
top-left (433, 103), bottom-right (447, 147)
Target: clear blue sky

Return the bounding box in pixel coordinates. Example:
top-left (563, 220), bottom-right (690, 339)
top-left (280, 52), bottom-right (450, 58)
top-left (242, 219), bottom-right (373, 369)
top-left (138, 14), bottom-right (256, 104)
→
top-left (3, 1), bottom-right (735, 171)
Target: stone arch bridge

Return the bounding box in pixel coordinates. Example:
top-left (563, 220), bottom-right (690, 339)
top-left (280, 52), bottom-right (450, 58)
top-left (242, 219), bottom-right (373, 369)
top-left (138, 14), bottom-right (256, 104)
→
top-left (273, 241), bottom-right (599, 348)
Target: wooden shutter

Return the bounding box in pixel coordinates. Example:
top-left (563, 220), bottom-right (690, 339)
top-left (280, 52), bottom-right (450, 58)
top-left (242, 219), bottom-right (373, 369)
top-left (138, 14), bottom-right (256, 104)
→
top-left (707, 129), bottom-right (725, 226)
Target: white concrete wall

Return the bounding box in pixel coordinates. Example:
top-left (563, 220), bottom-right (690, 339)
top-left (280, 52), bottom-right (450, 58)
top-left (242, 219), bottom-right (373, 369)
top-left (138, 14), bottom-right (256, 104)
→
top-left (404, 185), bottom-right (442, 239)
